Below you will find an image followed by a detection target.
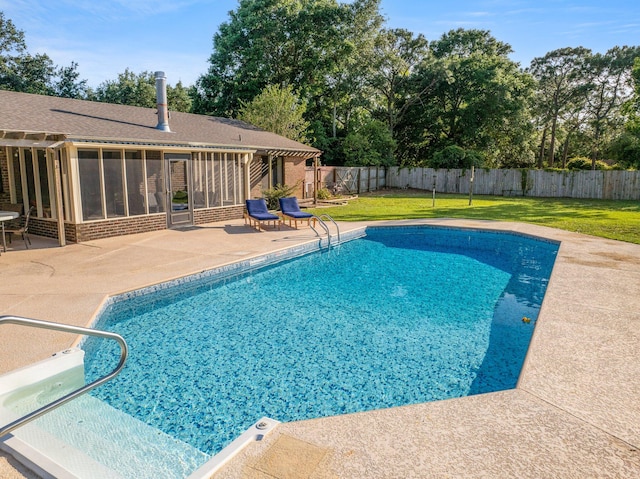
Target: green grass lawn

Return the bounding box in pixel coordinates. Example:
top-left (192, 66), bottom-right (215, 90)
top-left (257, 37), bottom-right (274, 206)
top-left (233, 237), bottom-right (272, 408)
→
top-left (308, 189), bottom-right (640, 244)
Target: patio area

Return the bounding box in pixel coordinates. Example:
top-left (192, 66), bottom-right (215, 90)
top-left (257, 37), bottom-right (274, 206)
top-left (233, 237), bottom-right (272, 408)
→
top-left (1, 218), bottom-right (639, 478)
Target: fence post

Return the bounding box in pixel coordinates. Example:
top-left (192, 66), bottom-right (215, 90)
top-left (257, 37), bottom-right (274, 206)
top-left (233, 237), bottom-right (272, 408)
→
top-left (469, 166), bottom-right (474, 205)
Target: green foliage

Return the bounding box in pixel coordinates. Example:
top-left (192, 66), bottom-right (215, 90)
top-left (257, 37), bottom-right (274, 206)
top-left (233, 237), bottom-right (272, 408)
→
top-left (238, 84), bottom-right (309, 142)
top-left (606, 132), bottom-right (640, 169)
top-left (91, 69), bottom-right (192, 111)
top-left (366, 28), bottom-right (430, 136)
top-left (262, 183), bottom-right (298, 210)
top-left (528, 47), bottom-right (592, 168)
top-left (167, 81), bottom-right (193, 113)
top-left (54, 61), bottom-right (88, 98)
top-left (1, 12), bottom-right (88, 97)
top-left (172, 190), bottom-right (188, 203)
top-left (316, 188), bottom-right (332, 200)
top-left (566, 157), bottom-right (610, 170)
top-left (397, 29), bottom-right (534, 167)
top-left (429, 146), bottom-right (483, 169)
top-left (93, 69), bottom-right (156, 107)
top-left (1, 52), bottom-right (56, 94)
top-left (343, 119), bottom-right (396, 166)
top-left (0, 11), bottom-right (25, 56)
top-left (194, 0), bottom-right (381, 117)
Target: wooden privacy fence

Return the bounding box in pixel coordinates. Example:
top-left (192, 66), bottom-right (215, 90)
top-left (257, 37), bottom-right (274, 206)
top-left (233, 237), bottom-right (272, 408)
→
top-left (304, 166), bottom-right (387, 197)
top-left (387, 167), bottom-right (640, 200)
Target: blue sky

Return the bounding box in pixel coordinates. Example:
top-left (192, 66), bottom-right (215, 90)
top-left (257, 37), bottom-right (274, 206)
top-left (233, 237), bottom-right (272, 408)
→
top-left (1, 0), bottom-right (638, 88)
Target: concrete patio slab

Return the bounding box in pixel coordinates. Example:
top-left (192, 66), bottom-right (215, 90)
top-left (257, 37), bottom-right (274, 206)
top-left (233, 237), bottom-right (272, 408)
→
top-left (1, 218), bottom-right (639, 478)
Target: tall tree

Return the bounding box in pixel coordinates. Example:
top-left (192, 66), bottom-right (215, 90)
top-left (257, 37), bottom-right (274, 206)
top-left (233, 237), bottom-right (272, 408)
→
top-left (2, 52), bottom-right (56, 94)
top-left (93, 69), bottom-right (192, 112)
top-left (528, 47), bottom-right (591, 167)
top-left (195, 0), bottom-right (350, 116)
top-left (54, 61), bottom-right (88, 98)
top-left (399, 29), bottom-right (534, 167)
top-left (365, 28), bottom-right (430, 138)
top-left (238, 84), bottom-right (310, 142)
top-left (1, 12), bottom-right (54, 94)
top-left (1, 11), bottom-right (90, 97)
top-left (0, 11), bottom-right (25, 61)
top-left (193, 0), bottom-right (384, 158)
top-left (583, 46), bottom-right (639, 168)
top-left (93, 69), bottom-right (156, 107)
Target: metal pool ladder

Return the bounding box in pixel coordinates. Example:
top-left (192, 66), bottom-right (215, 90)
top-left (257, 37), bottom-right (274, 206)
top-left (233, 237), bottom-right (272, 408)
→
top-left (310, 214), bottom-right (341, 249)
top-left (0, 315), bottom-right (128, 437)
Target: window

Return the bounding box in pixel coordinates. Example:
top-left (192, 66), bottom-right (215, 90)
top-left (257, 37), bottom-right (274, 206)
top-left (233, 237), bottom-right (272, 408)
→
top-left (74, 148), bottom-right (243, 222)
top-left (209, 153), bottom-right (222, 207)
top-left (7, 147), bottom-right (60, 219)
top-left (10, 148), bottom-right (23, 207)
top-left (36, 149), bottom-right (52, 217)
top-left (24, 149), bottom-right (36, 210)
top-left (206, 152), bottom-right (243, 208)
top-left (260, 156), bottom-right (283, 190)
top-left (221, 153), bottom-right (242, 206)
top-left (125, 151), bottom-right (145, 216)
top-left (145, 151), bottom-right (165, 213)
top-left (103, 150), bottom-right (124, 218)
top-left (78, 150), bottom-right (102, 220)
top-left (192, 152), bottom-right (207, 208)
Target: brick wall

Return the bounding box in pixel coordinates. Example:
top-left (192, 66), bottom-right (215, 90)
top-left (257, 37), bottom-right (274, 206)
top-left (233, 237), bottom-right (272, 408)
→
top-left (0, 147), bottom-right (10, 203)
top-left (65, 206), bottom-right (244, 242)
top-left (73, 214), bottom-right (167, 242)
top-left (194, 205), bottom-right (244, 224)
top-left (29, 218), bottom-right (60, 239)
top-left (283, 157), bottom-right (307, 198)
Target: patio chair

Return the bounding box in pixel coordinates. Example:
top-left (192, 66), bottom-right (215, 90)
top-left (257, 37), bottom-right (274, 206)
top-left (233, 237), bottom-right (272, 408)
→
top-left (244, 199), bottom-right (281, 231)
top-left (278, 197), bottom-right (315, 229)
top-left (6, 206), bottom-right (35, 249)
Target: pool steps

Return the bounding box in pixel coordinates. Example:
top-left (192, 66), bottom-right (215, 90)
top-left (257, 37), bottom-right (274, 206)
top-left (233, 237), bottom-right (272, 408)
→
top-left (1, 349), bottom-right (209, 478)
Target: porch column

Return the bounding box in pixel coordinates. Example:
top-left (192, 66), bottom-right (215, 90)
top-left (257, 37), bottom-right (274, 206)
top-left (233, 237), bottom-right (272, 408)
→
top-left (50, 146), bottom-right (66, 246)
top-left (242, 153), bottom-right (252, 201)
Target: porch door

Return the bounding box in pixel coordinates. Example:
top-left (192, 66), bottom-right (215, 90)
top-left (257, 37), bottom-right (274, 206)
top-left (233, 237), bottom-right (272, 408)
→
top-left (165, 153), bottom-right (193, 228)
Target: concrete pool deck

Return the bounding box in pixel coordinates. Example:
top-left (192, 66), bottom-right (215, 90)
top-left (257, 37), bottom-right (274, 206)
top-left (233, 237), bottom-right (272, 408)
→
top-left (0, 218), bottom-right (639, 478)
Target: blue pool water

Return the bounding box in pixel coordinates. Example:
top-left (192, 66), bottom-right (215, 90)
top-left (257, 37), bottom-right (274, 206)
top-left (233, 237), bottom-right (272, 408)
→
top-left (84, 226), bottom-right (557, 459)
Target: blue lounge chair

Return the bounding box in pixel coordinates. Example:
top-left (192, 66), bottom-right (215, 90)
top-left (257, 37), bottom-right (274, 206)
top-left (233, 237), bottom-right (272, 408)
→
top-left (278, 197), bottom-right (315, 229)
top-left (244, 199), bottom-right (280, 231)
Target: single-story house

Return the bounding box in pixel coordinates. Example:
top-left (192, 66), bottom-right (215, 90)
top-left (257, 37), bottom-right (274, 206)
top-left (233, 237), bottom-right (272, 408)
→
top-left (0, 72), bottom-right (321, 244)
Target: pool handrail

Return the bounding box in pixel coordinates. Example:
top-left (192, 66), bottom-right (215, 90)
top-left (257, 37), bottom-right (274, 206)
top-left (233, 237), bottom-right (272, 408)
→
top-left (309, 214), bottom-right (340, 249)
top-left (0, 315), bottom-right (128, 438)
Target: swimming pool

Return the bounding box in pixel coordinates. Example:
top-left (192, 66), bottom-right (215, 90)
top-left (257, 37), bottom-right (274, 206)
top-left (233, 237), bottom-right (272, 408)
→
top-left (78, 225), bottom-right (557, 474)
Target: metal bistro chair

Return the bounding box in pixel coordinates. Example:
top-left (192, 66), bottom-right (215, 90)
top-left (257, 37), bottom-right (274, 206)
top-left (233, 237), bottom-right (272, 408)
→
top-left (6, 206), bottom-right (35, 249)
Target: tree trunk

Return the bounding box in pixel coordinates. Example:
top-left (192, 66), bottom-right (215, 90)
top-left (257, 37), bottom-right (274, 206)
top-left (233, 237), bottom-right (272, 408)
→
top-left (538, 127), bottom-right (547, 169)
top-left (561, 137), bottom-right (570, 169)
top-left (591, 124), bottom-right (601, 169)
top-left (332, 103), bottom-right (337, 138)
top-left (548, 116), bottom-right (557, 168)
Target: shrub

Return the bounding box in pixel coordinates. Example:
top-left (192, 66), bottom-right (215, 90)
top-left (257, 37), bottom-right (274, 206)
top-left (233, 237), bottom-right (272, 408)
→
top-left (262, 183), bottom-right (297, 210)
top-left (316, 188), bottom-right (332, 200)
top-left (429, 146), bottom-right (483, 169)
top-left (566, 157), bottom-right (610, 170)
top-left (343, 119), bottom-right (396, 167)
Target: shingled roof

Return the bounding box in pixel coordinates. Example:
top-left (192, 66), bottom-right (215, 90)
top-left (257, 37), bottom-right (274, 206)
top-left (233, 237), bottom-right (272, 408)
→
top-left (0, 90), bottom-right (320, 157)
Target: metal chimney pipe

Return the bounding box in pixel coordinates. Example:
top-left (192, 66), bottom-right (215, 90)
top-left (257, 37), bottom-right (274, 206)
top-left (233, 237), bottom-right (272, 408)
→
top-left (155, 71), bottom-right (170, 132)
